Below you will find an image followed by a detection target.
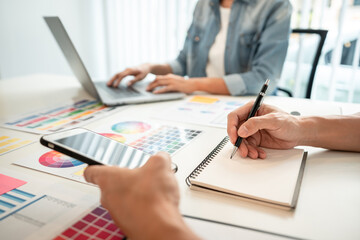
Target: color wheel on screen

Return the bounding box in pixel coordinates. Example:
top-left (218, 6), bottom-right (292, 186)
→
top-left (111, 121), bottom-right (151, 134)
top-left (39, 151), bottom-right (84, 168)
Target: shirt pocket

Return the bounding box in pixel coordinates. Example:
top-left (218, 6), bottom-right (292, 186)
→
top-left (238, 32), bottom-right (260, 68)
top-left (186, 25), bottom-right (203, 57)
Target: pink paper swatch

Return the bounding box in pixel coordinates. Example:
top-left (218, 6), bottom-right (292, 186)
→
top-left (0, 174), bottom-right (27, 195)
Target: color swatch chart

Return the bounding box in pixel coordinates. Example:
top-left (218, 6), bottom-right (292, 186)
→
top-left (54, 205), bottom-right (125, 240)
top-left (2, 99), bottom-right (118, 134)
top-left (154, 96), bottom-right (245, 128)
top-left (0, 133), bottom-right (34, 156)
top-left (95, 120), bottom-right (202, 156)
top-left (129, 125), bottom-right (202, 155)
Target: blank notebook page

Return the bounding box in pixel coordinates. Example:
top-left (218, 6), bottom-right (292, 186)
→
top-left (191, 140), bottom-right (305, 206)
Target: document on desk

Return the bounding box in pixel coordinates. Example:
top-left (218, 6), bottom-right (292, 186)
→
top-left (13, 143), bottom-right (88, 184)
top-left (1, 99), bottom-right (120, 134)
top-left (0, 171), bottom-right (98, 240)
top-left (186, 137), bottom-right (307, 210)
top-left (154, 96), bottom-right (245, 128)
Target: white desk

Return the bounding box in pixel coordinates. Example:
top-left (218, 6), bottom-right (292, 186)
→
top-left (0, 75), bottom-right (359, 240)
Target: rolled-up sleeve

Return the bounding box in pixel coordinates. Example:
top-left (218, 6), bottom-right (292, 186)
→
top-left (168, 58), bottom-right (185, 76)
top-left (223, 74), bottom-right (247, 95)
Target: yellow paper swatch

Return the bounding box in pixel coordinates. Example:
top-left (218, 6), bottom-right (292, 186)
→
top-left (189, 96), bottom-right (219, 104)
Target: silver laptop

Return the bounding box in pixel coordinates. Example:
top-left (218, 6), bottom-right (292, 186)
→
top-left (44, 16), bottom-right (185, 106)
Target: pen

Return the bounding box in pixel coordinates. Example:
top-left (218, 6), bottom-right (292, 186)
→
top-left (230, 79), bottom-right (270, 159)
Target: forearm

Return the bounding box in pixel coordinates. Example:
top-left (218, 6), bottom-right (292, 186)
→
top-left (190, 77), bottom-right (230, 95)
top-left (299, 114), bottom-right (360, 152)
top-left (149, 64), bottom-right (173, 75)
top-left (129, 202), bottom-right (200, 240)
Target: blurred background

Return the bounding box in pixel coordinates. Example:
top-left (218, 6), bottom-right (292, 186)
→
top-left (0, 0), bottom-right (359, 103)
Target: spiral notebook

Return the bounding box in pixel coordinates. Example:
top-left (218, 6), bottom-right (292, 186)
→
top-left (186, 137), bottom-right (307, 210)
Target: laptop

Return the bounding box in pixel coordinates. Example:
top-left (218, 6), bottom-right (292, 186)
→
top-left (44, 16), bottom-right (185, 106)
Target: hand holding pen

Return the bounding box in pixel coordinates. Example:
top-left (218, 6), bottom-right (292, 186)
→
top-left (230, 79), bottom-right (270, 159)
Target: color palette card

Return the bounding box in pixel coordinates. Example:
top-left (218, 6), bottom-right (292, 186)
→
top-left (0, 128), bottom-right (36, 156)
top-left (1, 99), bottom-right (120, 134)
top-left (54, 205), bottom-right (125, 240)
top-left (154, 96), bottom-right (245, 128)
top-left (93, 120), bottom-right (202, 156)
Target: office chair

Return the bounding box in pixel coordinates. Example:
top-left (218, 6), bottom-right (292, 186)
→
top-left (277, 29), bottom-right (328, 98)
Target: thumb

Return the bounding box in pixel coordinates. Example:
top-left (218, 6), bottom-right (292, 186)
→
top-left (238, 115), bottom-right (278, 138)
top-left (84, 165), bottom-right (108, 185)
top-left (144, 152), bottom-right (172, 171)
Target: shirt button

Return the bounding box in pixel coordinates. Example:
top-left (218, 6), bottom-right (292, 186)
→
top-left (195, 36), bottom-right (200, 41)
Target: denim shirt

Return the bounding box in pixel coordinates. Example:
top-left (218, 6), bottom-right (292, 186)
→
top-left (168, 0), bottom-right (292, 95)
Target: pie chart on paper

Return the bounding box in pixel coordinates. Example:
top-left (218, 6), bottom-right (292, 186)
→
top-left (100, 133), bottom-right (126, 143)
top-left (39, 151), bottom-right (84, 168)
top-left (111, 121), bottom-right (151, 134)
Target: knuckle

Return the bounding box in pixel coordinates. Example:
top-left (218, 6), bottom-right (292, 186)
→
top-left (227, 112), bottom-right (235, 120)
top-left (267, 113), bottom-right (277, 118)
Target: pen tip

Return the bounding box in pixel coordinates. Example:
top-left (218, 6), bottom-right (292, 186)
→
top-left (230, 146), bottom-right (237, 159)
top-left (265, 79), bottom-right (270, 85)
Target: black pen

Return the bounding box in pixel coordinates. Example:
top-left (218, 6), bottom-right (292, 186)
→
top-left (230, 79), bottom-right (270, 159)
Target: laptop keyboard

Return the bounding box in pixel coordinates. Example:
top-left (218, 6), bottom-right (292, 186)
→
top-left (96, 83), bottom-right (141, 98)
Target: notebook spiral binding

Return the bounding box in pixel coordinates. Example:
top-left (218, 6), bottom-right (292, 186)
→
top-left (185, 136), bottom-right (229, 186)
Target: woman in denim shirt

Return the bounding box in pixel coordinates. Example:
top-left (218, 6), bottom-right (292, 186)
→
top-left (108, 0), bottom-right (292, 96)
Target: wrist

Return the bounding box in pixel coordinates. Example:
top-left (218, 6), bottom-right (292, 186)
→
top-left (142, 63), bottom-right (153, 73)
top-left (187, 78), bottom-right (200, 93)
top-left (148, 64), bottom-right (172, 75)
top-left (297, 116), bottom-right (322, 147)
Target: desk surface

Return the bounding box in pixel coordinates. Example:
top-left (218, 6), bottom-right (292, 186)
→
top-left (0, 75), bottom-right (359, 240)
